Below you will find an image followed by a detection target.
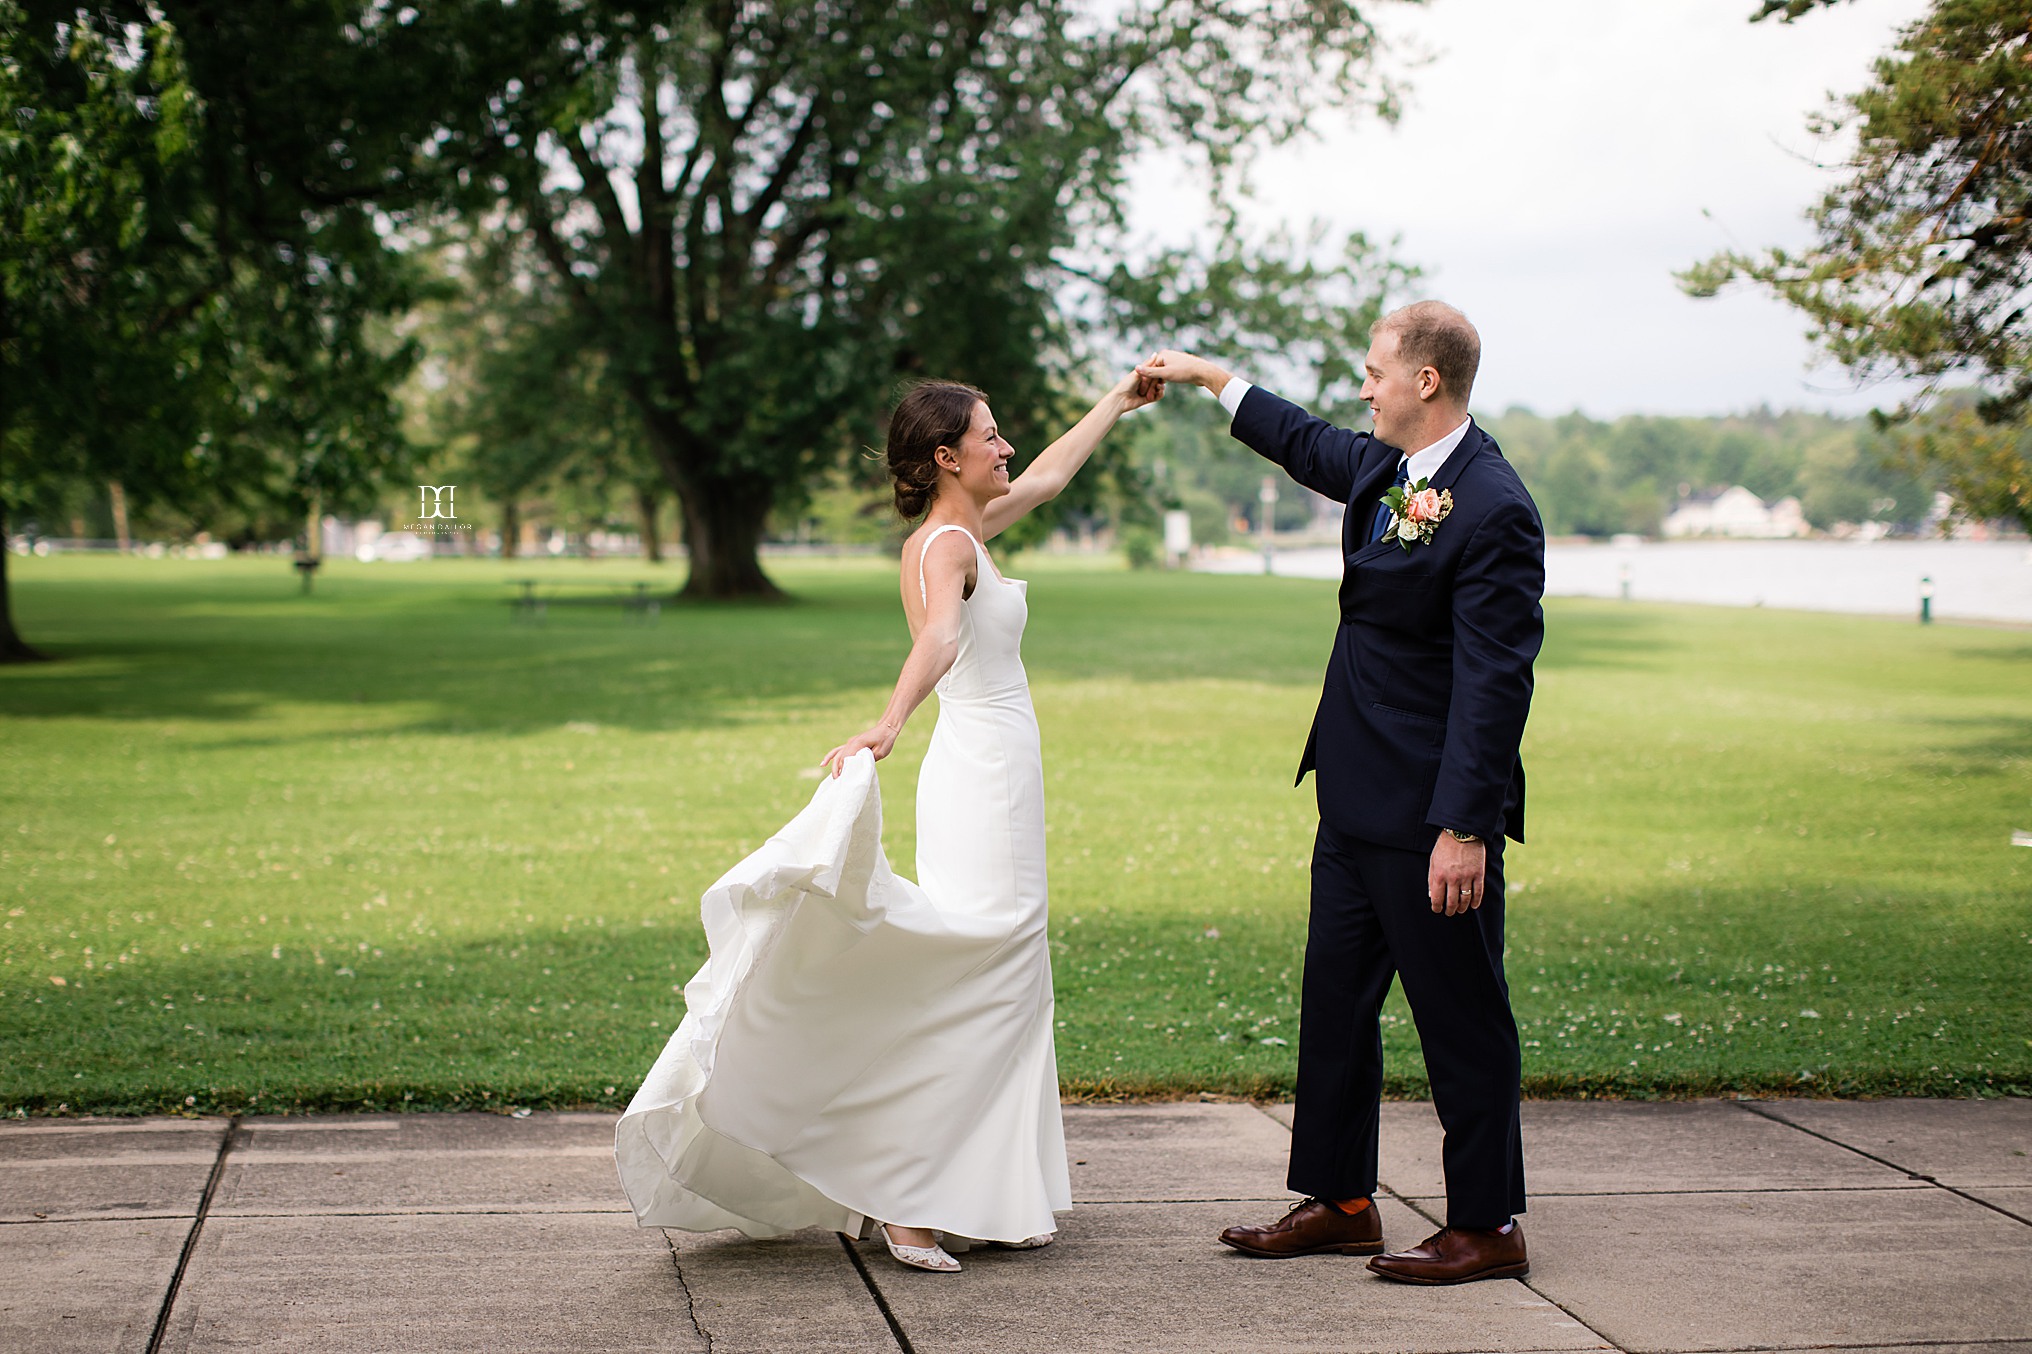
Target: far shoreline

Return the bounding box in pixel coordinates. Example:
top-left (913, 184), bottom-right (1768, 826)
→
top-left (1197, 537), bottom-right (2032, 626)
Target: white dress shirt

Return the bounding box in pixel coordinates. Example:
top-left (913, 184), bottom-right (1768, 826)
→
top-left (1217, 377), bottom-right (1471, 483)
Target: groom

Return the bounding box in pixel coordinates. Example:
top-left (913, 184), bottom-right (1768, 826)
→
top-left (1139, 301), bottom-right (1544, 1284)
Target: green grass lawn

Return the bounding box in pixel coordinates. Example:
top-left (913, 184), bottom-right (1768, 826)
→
top-left (2, 551), bottom-right (2027, 1114)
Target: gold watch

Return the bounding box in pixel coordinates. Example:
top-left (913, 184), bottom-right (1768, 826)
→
top-left (1445, 828), bottom-right (1481, 843)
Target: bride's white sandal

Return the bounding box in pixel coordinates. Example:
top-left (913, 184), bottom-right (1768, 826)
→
top-left (868, 1220), bottom-right (961, 1273)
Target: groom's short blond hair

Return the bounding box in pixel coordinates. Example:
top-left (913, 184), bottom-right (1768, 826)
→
top-left (1372, 301), bottom-right (1480, 405)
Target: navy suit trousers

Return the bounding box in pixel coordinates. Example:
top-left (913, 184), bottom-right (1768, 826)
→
top-left (1286, 822), bottom-right (1526, 1228)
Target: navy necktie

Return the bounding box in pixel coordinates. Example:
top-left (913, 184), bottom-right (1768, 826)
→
top-left (1370, 460), bottom-right (1412, 543)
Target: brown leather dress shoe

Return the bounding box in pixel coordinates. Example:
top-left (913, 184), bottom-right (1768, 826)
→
top-left (1218, 1198), bottom-right (1383, 1258)
top-left (1367, 1222), bottom-right (1528, 1284)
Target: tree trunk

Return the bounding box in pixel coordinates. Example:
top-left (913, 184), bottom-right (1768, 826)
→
top-left (501, 499), bottom-right (520, 559)
top-left (109, 480), bottom-right (131, 553)
top-left (0, 321), bottom-right (47, 660)
top-left (640, 413), bottom-right (783, 600)
top-left (0, 344), bottom-right (44, 659)
top-left (636, 483), bottom-right (663, 563)
top-left (673, 473), bottom-right (781, 600)
top-left (0, 502), bottom-right (51, 663)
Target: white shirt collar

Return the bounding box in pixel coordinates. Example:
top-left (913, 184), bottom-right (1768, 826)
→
top-left (1400, 416), bottom-right (1473, 484)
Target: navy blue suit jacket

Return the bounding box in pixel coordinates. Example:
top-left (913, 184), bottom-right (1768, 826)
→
top-left (1232, 387), bottom-right (1546, 853)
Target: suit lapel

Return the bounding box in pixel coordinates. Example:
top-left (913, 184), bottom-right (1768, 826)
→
top-left (1345, 418), bottom-right (1485, 565)
top-left (1349, 529), bottom-right (1407, 566)
top-left (1342, 438), bottom-right (1405, 559)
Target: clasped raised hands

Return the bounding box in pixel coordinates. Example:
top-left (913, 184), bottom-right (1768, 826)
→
top-left (1115, 366), bottom-right (1166, 410)
top-left (1134, 350), bottom-right (1227, 392)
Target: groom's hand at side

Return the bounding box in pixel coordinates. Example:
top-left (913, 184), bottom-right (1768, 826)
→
top-left (1136, 350), bottom-right (1236, 398)
top-left (1427, 834), bottom-right (1488, 916)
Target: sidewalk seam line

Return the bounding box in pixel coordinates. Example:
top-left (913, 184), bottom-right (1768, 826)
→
top-left (1073, 1195), bottom-right (1295, 1204)
top-left (185, 1206), bottom-right (631, 1219)
top-left (1261, 1100), bottom-right (1626, 1353)
top-left (658, 1230), bottom-right (711, 1354)
top-left (0, 1213), bottom-right (195, 1226)
top-left (1246, 1101), bottom-right (1290, 1133)
top-left (1386, 1183), bottom-right (1932, 1199)
top-left (1734, 1100), bottom-right (2032, 1227)
top-left (1380, 1184), bottom-right (1627, 1353)
top-left (146, 1113), bottom-right (238, 1354)
top-left (1682, 1333), bottom-right (2032, 1341)
top-left (835, 1230), bottom-right (916, 1354)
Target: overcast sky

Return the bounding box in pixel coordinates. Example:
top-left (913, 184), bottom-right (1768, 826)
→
top-left (1124, 0), bottom-right (1935, 419)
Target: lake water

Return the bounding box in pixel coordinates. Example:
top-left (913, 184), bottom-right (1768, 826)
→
top-left (1196, 539), bottom-right (2032, 625)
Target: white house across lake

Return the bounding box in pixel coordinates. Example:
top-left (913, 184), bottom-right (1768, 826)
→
top-left (1662, 486), bottom-right (1808, 539)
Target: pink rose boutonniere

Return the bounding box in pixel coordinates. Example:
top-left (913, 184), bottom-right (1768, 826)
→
top-left (1380, 477), bottom-right (1454, 550)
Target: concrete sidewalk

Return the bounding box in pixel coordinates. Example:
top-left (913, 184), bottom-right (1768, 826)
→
top-left (2, 1099), bottom-right (2027, 1353)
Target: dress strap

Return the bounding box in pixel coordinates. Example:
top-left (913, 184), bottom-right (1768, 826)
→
top-left (917, 523), bottom-right (982, 606)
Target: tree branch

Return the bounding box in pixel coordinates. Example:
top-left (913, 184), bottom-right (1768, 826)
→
top-left (522, 191), bottom-right (602, 328)
top-left (635, 43), bottom-right (674, 322)
top-left (562, 130), bottom-right (638, 264)
top-left (739, 94), bottom-right (822, 241)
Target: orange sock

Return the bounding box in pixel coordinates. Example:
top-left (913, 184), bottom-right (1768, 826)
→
top-left (1329, 1196), bottom-right (1371, 1215)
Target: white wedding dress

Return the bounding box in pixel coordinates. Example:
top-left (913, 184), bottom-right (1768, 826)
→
top-left (614, 525), bottom-right (1069, 1242)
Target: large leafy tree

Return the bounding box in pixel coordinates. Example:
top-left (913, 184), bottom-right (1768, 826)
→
top-left (0, 5), bottom-right (211, 659)
top-left (1685, 0), bottom-right (2032, 531)
top-left (1, 1), bottom-right (467, 661)
top-left (436, 0), bottom-right (1410, 598)
top-left (8, 0), bottom-right (1416, 628)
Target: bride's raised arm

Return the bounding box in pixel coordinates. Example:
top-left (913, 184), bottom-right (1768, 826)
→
top-left (981, 369), bottom-right (1163, 540)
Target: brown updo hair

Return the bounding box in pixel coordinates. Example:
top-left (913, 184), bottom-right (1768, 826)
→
top-left (886, 380), bottom-right (987, 519)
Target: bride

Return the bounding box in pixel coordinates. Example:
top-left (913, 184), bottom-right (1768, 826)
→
top-left (615, 369), bottom-right (1162, 1273)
